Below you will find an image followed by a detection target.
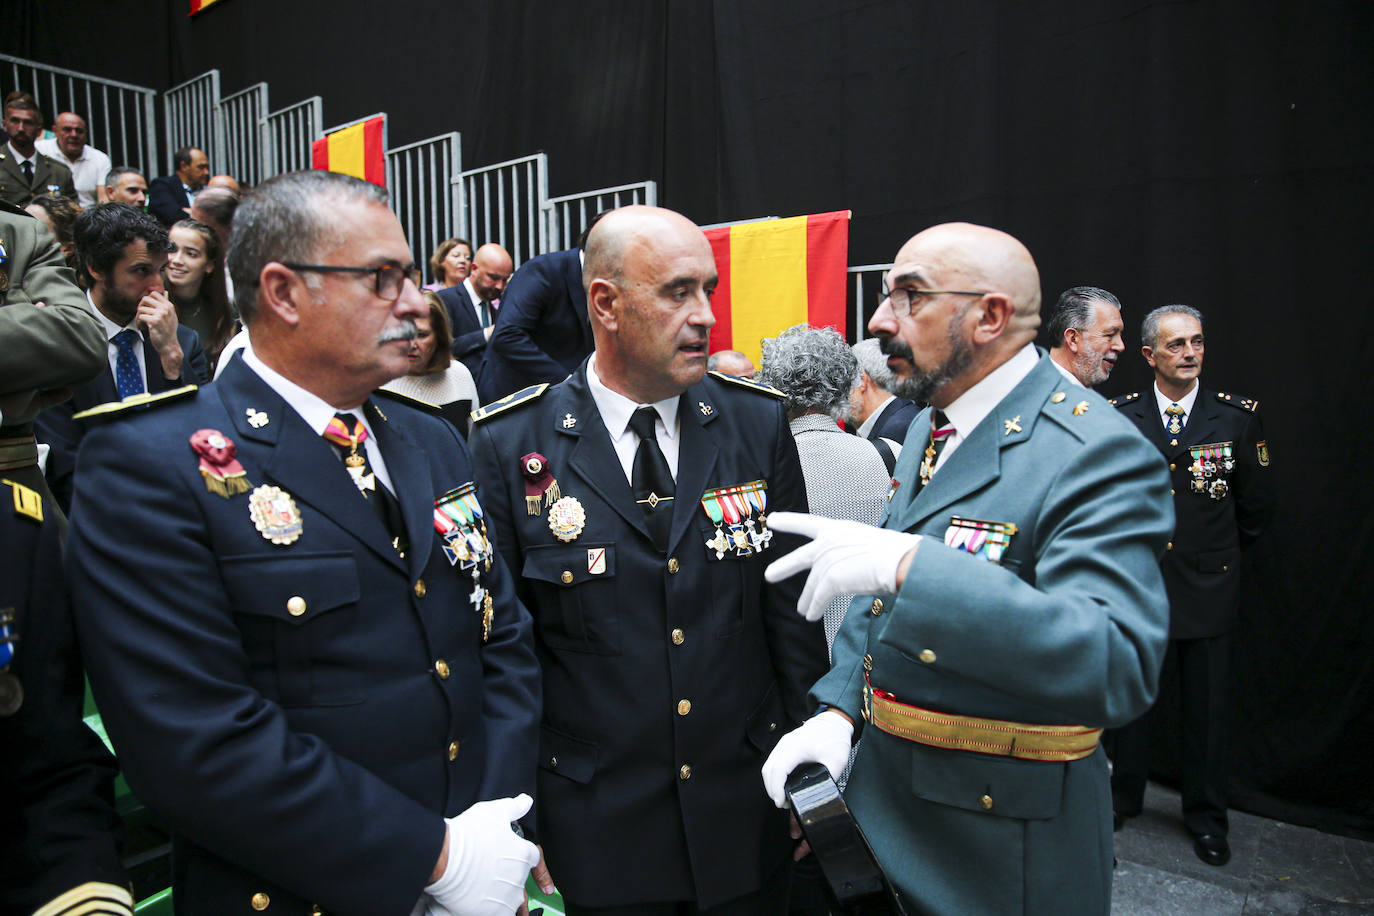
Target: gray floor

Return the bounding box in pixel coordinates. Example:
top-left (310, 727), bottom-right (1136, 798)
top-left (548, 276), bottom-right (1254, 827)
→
top-left (1112, 782), bottom-right (1374, 914)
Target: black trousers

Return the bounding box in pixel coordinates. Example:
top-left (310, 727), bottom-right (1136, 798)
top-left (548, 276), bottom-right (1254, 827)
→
top-left (1109, 633), bottom-right (1231, 836)
top-left (563, 860), bottom-right (792, 916)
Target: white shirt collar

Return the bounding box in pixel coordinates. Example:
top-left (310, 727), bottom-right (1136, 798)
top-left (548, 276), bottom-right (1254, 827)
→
top-left (7, 142), bottom-right (37, 167)
top-left (1153, 380), bottom-right (1200, 425)
top-left (242, 347), bottom-right (372, 439)
top-left (461, 277), bottom-right (481, 308)
top-left (87, 290), bottom-right (141, 341)
top-left (586, 354), bottom-right (680, 444)
top-left (941, 344), bottom-right (1040, 443)
top-left (1051, 356), bottom-right (1086, 387)
top-left (855, 393), bottom-right (896, 439)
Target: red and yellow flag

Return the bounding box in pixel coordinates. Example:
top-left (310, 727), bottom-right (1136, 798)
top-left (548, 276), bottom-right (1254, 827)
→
top-left (189, 0), bottom-right (224, 15)
top-left (703, 211), bottom-right (849, 367)
top-left (312, 116), bottom-right (386, 187)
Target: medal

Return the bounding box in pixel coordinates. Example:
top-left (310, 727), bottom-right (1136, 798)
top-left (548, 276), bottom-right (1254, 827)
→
top-left (190, 429), bottom-right (253, 498)
top-left (547, 496), bottom-right (586, 542)
top-left (520, 452), bottom-right (560, 516)
top-left (943, 516), bottom-right (1018, 565)
top-left (435, 483), bottom-right (491, 570)
top-left (699, 481), bottom-right (771, 558)
top-left (482, 593), bottom-right (494, 643)
top-left (249, 485), bottom-right (303, 545)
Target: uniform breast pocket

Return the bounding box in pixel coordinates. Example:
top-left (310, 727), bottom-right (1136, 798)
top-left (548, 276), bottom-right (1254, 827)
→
top-left (522, 543), bottom-right (620, 655)
top-left (696, 520), bottom-right (762, 637)
top-left (221, 551), bottom-right (363, 707)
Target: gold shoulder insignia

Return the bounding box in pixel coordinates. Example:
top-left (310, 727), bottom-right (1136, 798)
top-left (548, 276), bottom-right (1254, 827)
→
top-left (471, 383), bottom-right (550, 425)
top-left (707, 370), bottom-right (784, 399)
top-left (374, 387), bottom-right (441, 413)
top-left (1215, 391), bottom-right (1258, 413)
top-left (2, 478), bottom-right (43, 522)
top-left (71, 385), bottom-right (198, 422)
top-left (1108, 392), bottom-right (1140, 408)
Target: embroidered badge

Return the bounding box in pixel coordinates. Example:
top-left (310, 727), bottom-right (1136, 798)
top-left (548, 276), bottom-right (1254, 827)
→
top-left (587, 547), bottom-right (607, 575)
top-left (1257, 440), bottom-right (1270, 467)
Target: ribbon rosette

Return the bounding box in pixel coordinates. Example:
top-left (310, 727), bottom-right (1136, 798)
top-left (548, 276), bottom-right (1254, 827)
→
top-left (190, 428), bottom-right (252, 497)
top-left (520, 452), bottom-right (560, 516)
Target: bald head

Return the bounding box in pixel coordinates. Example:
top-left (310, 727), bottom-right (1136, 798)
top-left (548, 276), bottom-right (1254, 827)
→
top-left (895, 222), bottom-right (1041, 333)
top-left (208, 174), bottom-right (240, 193)
top-left (706, 349), bottom-right (755, 378)
top-left (468, 242), bottom-right (512, 302)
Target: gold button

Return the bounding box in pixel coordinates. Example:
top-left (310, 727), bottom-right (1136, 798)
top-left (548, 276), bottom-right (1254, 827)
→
top-left (1222, 564), bottom-right (1229, 572)
top-left (668, 557), bottom-right (680, 574)
top-left (561, 570), bottom-right (574, 584)
top-left (981, 794), bottom-right (993, 810)
top-left (768, 722), bottom-right (777, 732)
top-left (1051, 392), bottom-right (1066, 403)
top-left (251, 893), bottom-right (270, 911)
top-left (863, 653), bottom-right (873, 671)
top-left (870, 598), bottom-right (884, 616)
top-left (677, 699), bottom-right (691, 716)
top-left (919, 649), bottom-right (936, 664)
top-left (286, 596), bottom-right (306, 617)
top-left (679, 764), bottom-right (692, 780)
top-left (435, 659), bottom-right (450, 679)
top-left (311, 907), bottom-right (323, 916)
top-left (1167, 541), bottom-right (1174, 550)
top-left (671, 628), bottom-right (685, 646)
top-left (549, 756), bottom-right (558, 767)
top-left (414, 579), bottom-right (427, 598)
top-left (1169, 462), bottom-right (1176, 471)
top-left (448, 740), bottom-right (460, 761)
top-left (1171, 488), bottom-right (1175, 495)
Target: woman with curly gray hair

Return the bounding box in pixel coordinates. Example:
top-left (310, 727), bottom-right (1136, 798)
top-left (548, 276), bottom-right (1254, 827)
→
top-left (758, 325), bottom-right (890, 651)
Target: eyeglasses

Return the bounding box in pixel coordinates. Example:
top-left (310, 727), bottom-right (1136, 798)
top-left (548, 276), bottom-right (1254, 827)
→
top-left (879, 284), bottom-right (988, 318)
top-left (281, 263), bottom-right (421, 300)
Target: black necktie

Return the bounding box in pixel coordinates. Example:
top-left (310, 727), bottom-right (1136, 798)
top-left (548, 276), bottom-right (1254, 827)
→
top-left (629, 406), bottom-right (674, 552)
top-left (21, 161), bottom-right (33, 184)
top-left (323, 412), bottom-right (408, 555)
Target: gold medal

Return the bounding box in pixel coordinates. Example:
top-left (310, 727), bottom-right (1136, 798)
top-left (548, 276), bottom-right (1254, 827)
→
top-left (249, 484), bottom-right (303, 545)
top-left (547, 496), bottom-right (586, 542)
top-left (482, 593), bottom-right (494, 643)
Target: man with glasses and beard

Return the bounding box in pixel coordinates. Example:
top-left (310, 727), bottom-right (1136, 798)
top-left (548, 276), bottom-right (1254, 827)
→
top-left (760, 222), bottom-right (1174, 915)
top-left (66, 171), bottom-right (544, 916)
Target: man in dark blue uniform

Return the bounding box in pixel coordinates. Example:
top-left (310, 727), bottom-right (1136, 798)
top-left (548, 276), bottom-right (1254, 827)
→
top-left (468, 205), bottom-right (828, 915)
top-left (67, 171), bottom-right (543, 915)
top-left (1109, 304), bottom-right (1276, 866)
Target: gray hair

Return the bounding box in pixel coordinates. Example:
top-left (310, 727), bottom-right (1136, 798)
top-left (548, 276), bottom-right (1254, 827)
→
top-left (1047, 286), bottom-right (1122, 347)
top-left (103, 165), bottom-right (145, 187)
top-left (1141, 304), bottom-right (1204, 349)
top-left (759, 324), bottom-right (858, 420)
top-left (228, 170), bottom-right (388, 324)
top-left (851, 337), bottom-right (894, 391)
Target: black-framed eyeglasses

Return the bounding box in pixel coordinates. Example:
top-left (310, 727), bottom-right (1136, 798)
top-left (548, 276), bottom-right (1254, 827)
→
top-left (281, 263), bottom-right (422, 300)
top-left (879, 284), bottom-right (988, 318)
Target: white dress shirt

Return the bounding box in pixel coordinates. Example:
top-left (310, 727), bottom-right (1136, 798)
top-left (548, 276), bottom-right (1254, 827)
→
top-left (1051, 358), bottom-right (1086, 387)
top-left (933, 343), bottom-right (1040, 476)
top-left (1152, 380), bottom-right (1200, 431)
top-left (89, 291), bottom-right (149, 389)
top-left (34, 138), bottom-right (111, 207)
top-left (586, 355), bottom-right (681, 483)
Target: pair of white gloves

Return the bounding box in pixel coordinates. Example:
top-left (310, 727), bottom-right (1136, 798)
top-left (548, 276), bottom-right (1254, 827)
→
top-left (759, 511), bottom-right (923, 807)
top-left (421, 795), bottom-right (541, 916)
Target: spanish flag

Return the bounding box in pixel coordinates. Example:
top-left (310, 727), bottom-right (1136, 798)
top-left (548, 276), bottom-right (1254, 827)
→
top-left (703, 211), bottom-right (849, 367)
top-left (189, 0), bottom-right (223, 15)
top-left (311, 116), bottom-right (386, 187)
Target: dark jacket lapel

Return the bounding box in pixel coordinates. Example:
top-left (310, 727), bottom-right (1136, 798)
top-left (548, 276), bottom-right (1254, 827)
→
top-left (667, 385), bottom-right (720, 551)
top-left (559, 368), bottom-right (654, 541)
top-left (366, 398), bottom-right (436, 579)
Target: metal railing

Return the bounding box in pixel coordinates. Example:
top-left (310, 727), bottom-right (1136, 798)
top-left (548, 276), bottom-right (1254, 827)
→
top-left (848, 263), bottom-right (892, 341)
top-left (261, 96), bottom-right (323, 179)
top-left (163, 70), bottom-right (221, 173)
top-left (0, 52), bottom-right (158, 176)
top-left (218, 83), bottom-right (268, 186)
top-left (386, 132), bottom-right (464, 284)
top-left (544, 180), bottom-right (657, 250)
top-left (459, 153), bottom-right (549, 267)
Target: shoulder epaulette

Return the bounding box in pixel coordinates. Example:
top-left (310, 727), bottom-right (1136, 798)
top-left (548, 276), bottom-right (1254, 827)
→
top-left (1108, 392), bottom-right (1141, 408)
top-left (707, 370), bottom-right (784, 399)
top-left (71, 384), bottom-right (198, 422)
top-left (471, 383), bottom-right (549, 425)
top-left (1215, 391), bottom-right (1258, 413)
top-left (1, 478), bottom-right (43, 522)
top-left (374, 387), bottom-right (441, 414)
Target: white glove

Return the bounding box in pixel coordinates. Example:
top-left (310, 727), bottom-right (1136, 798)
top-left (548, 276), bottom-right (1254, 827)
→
top-left (426, 794), bottom-right (540, 916)
top-left (761, 711), bottom-right (855, 808)
top-left (763, 511), bottom-right (921, 622)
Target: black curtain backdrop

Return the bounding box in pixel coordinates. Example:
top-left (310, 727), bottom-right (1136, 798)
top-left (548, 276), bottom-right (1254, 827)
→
top-left (9, 0), bottom-right (1372, 838)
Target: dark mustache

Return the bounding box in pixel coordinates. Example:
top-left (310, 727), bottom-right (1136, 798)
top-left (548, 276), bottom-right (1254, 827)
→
top-left (879, 336), bottom-right (914, 361)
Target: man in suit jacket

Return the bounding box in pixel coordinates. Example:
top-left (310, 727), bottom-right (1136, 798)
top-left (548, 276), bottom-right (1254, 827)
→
top-left (762, 222), bottom-right (1173, 915)
top-left (147, 145), bottom-right (209, 226)
top-left (34, 204), bottom-right (207, 514)
top-left (469, 205), bottom-right (828, 914)
top-left (478, 246), bottom-right (593, 403)
top-left (1108, 304), bottom-right (1276, 867)
top-left (437, 242), bottom-right (511, 380)
top-left (1047, 286), bottom-right (1126, 389)
top-left (66, 171), bottom-right (543, 915)
top-left (0, 98), bottom-right (77, 207)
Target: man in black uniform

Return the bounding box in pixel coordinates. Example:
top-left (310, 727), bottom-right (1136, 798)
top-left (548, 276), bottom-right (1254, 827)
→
top-left (1109, 304), bottom-right (1276, 866)
top-left (469, 205), bottom-right (828, 915)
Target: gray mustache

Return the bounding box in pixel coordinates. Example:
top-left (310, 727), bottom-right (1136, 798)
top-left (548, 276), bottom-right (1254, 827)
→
top-left (378, 320), bottom-right (420, 344)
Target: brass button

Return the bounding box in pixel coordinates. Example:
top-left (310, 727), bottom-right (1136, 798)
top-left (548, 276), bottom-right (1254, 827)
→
top-left (671, 628), bottom-right (685, 646)
top-left (286, 596), bottom-right (306, 617)
top-left (251, 893), bottom-right (270, 911)
top-left (1171, 488), bottom-right (1176, 495)
top-left (981, 794), bottom-right (993, 810)
top-left (870, 598), bottom-right (884, 616)
top-left (667, 557), bottom-right (680, 574)
top-left (1167, 541), bottom-right (1174, 551)
top-left (1051, 392), bottom-right (1066, 403)
top-left (679, 764), bottom-right (692, 780)
top-left (311, 907), bottom-right (323, 916)
top-left (768, 722), bottom-right (777, 732)
top-left (435, 659), bottom-right (450, 679)
top-left (448, 740), bottom-right (460, 761)
top-left (863, 653), bottom-right (873, 671)
top-left (414, 579), bottom-right (427, 598)
top-left (919, 649), bottom-right (936, 664)
top-left (1169, 462), bottom-right (1176, 471)
top-left (1222, 564), bottom-right (1229, 572)
top-left (561, 570), bottom-right (574, 584)
top-left (549, 756), bottom-right (558, 767)
top-left (677, 699), bottom-right (691, 716)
